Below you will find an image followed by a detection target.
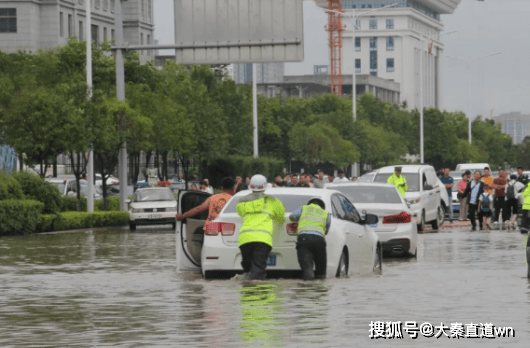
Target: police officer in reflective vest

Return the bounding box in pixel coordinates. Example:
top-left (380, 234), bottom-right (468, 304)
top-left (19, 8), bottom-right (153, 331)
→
top-left (236, 174), bottom-right (285, 280)
top-left (289, 198), bottom-right (331, 281)
top-left (387, 166), bottom-right (408, 198)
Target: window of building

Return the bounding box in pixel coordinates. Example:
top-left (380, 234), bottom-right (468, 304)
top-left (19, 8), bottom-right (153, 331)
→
top-left (370, 50), bottom-right (377, 76)
top-left (370, 37), bottom-right (377, 50)
top-left (141, 0), bottom-right (147, 21)
top-left (91, 24), bottom-right (98, 45)
top-left (387, 58), bottom-right (395, 72)
top-left (369, 19), bottom-right (377, 29)
top-left (68, 14), bottom-right (73, 37)
top-left (103, 0), bottom-right (108, 11)
top-left (103, 27), bottom-right (107, 41)
top-left (355, 37), bottom-right (361, 51)
top-left (355, 19), bottom-right (361, 30)
top-left (147, 34), bottom-right (151, 55)
top-left (140, 33), bottom-right (144, 55)
top-left (386, 18), bottom-right (394, 29)
top-left (79, 21), bottom-right (84, 41)
top-left (148, 0), bottom-right (152, 22)
top-left (0, 8), bottom-right (17, 33)
top-left (386, 37), bottom-right (394, 51)
top-left (355, 59), bottom-right (361, 73)
top-left (95, 0), bottom-right (100, 9)
top-left (111, 29), bottom-right (115, 42)
top-left (60, 12), bottom-right (64, 37)
top-left (111, 0), bottom-right (115, 13)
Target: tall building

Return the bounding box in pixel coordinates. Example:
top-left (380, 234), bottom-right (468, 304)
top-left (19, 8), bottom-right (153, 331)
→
top-left (495, 112), bottom-right (530, 144)
top-left (233, 63), bottom-right (285, 85)
top-left (315, 0), bottom-right (461, 109)
top-left (0, 0), bottom-right (154, 62)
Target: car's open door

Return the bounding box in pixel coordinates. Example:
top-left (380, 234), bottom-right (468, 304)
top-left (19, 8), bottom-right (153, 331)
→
top-left (176, 190), bottom-right (211, 271)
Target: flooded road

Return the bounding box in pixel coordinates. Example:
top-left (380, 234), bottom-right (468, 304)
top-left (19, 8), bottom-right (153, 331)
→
top-left (1, 226), bottom-right (529, 347)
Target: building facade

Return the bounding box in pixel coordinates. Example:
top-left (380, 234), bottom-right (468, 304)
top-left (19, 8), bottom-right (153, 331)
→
top-left (0, 0), bottom-right (154, 62)
top-left (233, 63), bottom-right (285, 84)
top-left (495, 112), bottom-right (530, 144)
top-left (316, 0), bottom-right (460, 110)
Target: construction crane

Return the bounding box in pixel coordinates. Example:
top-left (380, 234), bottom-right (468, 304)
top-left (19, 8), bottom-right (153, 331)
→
top-left (326, 0), bottom-right (344, 97)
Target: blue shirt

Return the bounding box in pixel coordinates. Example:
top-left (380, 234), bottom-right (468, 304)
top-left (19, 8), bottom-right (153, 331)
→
top-left (469, 181), bottom-right (482, 205)
top-left (291, 206), bottom-right (331, 238)
top-left (439, 175), bottom-right (454, 198)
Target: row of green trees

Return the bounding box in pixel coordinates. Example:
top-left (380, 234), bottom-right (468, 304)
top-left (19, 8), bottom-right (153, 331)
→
top-left (0, 38), bottom-right (527, 207)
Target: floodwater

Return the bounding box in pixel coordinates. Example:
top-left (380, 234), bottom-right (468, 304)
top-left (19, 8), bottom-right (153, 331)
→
top-left (0, 226), bottom-right (529, 348)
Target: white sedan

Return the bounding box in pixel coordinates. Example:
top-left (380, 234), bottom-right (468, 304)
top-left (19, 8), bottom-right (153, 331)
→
top-left (327, 183), bottom-right (418, 257)
top-left (176, 188), bottom-right (382, 279)
top-left (128, 188), bottom-right (177, 230)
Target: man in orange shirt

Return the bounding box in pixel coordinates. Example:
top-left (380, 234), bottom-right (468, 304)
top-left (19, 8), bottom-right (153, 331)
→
top-left (481, 167), bottom-right (494, 194)
top-left (176, 177), bottom-right (236, 231)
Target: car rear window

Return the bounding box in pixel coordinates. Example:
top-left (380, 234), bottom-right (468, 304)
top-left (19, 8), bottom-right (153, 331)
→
top-left (133, 189), bottom-right (175, 202)
top-left (331, 186), bottom-right (402, 204)
top-left (357, 173), bottom-right (374, 182)
top-left (374, 173), bottom-right (419, 192)
top-left (223, 194), bottom-right (317, 214)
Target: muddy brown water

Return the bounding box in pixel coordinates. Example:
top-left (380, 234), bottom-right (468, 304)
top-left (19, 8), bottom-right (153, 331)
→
top-left (0, 226), bottom-right (528, 347)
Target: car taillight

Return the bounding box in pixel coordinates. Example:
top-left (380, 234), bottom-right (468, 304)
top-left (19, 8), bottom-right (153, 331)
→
top-left (112, 181), bottom-right (118, 184)
top-left (383, 212), bottom-right (412, 224)
top-left (204, 222), bottom-right (236, 236)
top-left (286, 223), bottom-right (298, 236)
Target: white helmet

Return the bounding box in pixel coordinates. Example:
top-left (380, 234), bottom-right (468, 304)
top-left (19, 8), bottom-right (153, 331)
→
top-left (249, 174), bottom-right (267, 192)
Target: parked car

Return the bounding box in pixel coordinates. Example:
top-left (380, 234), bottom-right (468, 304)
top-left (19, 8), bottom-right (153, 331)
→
top-left (46, 178), bottom-right (103, 199)
top-left (357, 171), bottom-right (376, 183)
top-left (176, 188), bottom-right (382, 279)
top-left (128, 187), bottom-right (177, 230)
top-left (373, 165), bottom-right (445, 231)
top-left (455, 163), bottom-right (492, 173)
top-left (327, 182), bottom-right (418, 257)
top-left (95, 174), bottom-right (119, 187)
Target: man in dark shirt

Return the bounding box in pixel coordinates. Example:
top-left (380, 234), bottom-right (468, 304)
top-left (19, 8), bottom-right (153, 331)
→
top-left (492, 169), bottom-right (507, 224)
top-left (439, 167), bottom-right (454, 223)
top-left (273, 174), bottom-right (287, 187)
top-left (235, 176), bottom-right (248, 193)
top-left (517, 167), bottom-right (529, 186)
top-left (290, 174), bottom-right (302, 187)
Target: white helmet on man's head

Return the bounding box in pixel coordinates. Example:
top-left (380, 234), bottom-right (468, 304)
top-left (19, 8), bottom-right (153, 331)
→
top-left (249, 174), bottom-right (267, 192)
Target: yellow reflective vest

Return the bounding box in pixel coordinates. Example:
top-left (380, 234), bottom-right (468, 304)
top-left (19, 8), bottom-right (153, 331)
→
top-left (298, 204), bottom-right (328, 236)
top-left (522, 185), bottom-right (530, 210)
top-left (237, 193), bottom-right (285, 247)
top-left (387, 173), bottom-right (408, 197)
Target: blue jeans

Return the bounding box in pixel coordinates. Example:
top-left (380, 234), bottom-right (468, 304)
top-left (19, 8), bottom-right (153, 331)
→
top-left (448, 200), bottom-right (453, 221)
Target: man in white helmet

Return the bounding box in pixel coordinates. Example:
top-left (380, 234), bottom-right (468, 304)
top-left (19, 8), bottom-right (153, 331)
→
top-left (236, 174), bottom-right (286, 280)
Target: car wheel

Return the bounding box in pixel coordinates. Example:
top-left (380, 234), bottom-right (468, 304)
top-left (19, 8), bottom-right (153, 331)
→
top-left (432, 204), bottom-right (445, 229)
top-left (129, 222), bottom-right (136, 231)
top-left (417, 211), bottom-right (425, 232)
top-left (335, 250), bottom-right (348, 278)
top-left (373, 246), bottom-right (382, 274)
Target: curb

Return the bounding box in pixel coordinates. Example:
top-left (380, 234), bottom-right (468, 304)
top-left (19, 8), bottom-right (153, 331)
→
top-left (421, 220), bottom-right (471, 233)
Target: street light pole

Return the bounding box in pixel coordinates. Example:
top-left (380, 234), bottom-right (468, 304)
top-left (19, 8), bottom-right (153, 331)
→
top-left (419, 30), bottom-right (458, 163)
top-left (86, 0), bottom-right (94, 213)
top-left (445, 51), bottom-right (502, 144)
top-left (252, 63), bottom-right (259, 158)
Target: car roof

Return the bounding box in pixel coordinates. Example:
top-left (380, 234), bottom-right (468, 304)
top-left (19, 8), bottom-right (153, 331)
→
top-left (375, 165), bottom-right (433, 174)
top-left (233, 187), bottom-right (341, 199)
top-left (45, 178), bottom-right (66, 183)
top-left (135, 187), bottom-right (171, 191)
top-left (327, 182), bottom-right (395, 189)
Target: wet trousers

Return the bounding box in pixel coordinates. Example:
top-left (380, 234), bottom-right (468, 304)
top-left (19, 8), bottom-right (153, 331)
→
top-left (522, 209), bottom-right (530, 233)
top-left (239, 242), bottom-right (272, 280)
top-left (296, 234), bottom-right (327, 281)
top-left (493, 196), bottom-right (505, 222)
top-left (468, 203), bottom-right (482, 229)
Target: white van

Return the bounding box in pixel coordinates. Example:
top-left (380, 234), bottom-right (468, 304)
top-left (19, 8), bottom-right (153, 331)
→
top-left (455, 163), bottom-right (492, 173)
top-left (372, 165), bottom-right (445, 231)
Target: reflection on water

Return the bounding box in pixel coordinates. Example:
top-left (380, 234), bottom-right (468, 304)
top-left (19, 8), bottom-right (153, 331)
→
top-left (0, 227), bottom-right (529, 347)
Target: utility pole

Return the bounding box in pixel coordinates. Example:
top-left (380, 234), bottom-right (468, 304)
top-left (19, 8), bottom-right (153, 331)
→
top-left (86, 0), bottom-right (94, 213)
top-left (115, 0), bottom-right (128, 211)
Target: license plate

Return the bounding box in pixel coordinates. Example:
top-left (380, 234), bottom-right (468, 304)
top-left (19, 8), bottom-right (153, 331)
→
top-left (267, 255), bottom-right (276, 266)
top-left (149, 214), bottom-right (162, 219)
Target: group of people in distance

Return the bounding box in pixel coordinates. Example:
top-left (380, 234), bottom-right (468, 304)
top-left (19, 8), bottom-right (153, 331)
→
top-left (452, 167), bottom-right (530, 231)
top-left (272, 169), bottom-right (356, 188)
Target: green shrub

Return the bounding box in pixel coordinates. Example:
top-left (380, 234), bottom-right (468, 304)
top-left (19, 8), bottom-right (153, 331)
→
top-left (11, 171), bottom-right (62, 214)
top-left (0, 171), bottom-right (24, 201)
top-left (95, 196), bottom-right (120, 211)
top-left (47, 211), bottom-right (129, 232)
top-left (0, 200), bottom-right (44, 235)
top-left (60, 195), bottom-right (87, 212)
top-left (37, 214), bottom-right (58, 233)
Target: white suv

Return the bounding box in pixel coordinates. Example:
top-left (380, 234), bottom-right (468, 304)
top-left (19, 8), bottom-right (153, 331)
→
top-left (372, 165), bottom-right (445, 231)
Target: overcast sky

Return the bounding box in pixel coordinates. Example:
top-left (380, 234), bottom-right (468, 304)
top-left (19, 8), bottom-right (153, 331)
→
top-left (154, 0), bottom-right (529, 118)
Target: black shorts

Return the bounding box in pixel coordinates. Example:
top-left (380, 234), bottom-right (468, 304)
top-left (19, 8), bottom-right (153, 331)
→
top-left (480, 210), bottom-right (492, 218)
top-left (504, 198), bottom-right (519, 218)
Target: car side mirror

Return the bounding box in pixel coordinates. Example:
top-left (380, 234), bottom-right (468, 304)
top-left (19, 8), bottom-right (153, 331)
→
top-left (364, 213), bottom-right (378, 225)
top-left (424, 184), bottom-right (433, 191)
